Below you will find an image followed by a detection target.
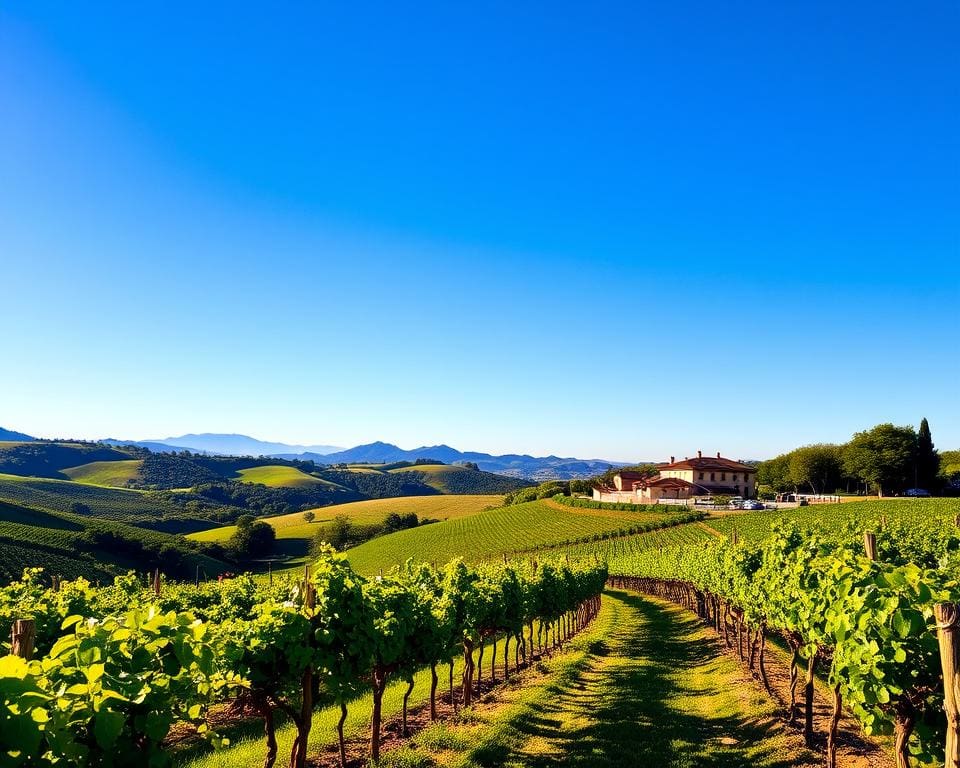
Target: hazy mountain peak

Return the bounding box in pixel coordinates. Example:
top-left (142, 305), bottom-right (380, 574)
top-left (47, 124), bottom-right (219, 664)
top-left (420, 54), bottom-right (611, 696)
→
top-left (0, 427), bottom-right (35, 442)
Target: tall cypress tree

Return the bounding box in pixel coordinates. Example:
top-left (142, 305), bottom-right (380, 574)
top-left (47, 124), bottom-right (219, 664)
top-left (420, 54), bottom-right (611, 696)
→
top-left (916, 417), bottom-right (940, 491)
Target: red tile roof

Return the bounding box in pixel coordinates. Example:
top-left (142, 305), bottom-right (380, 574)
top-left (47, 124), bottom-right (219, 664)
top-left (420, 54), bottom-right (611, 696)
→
top-left (644, 476), bottom-right (697, 489)
top-left (659, 456), bottom-right (754, 473)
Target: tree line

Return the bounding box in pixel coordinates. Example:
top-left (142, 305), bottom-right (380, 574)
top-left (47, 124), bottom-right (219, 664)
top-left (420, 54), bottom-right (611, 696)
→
top-left (757, 418), bottom-right (947, 497)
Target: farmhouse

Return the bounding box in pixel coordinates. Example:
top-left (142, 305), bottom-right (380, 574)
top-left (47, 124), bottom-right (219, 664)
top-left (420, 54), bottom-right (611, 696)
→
top-left (593, 451), bottom-right (756, 503)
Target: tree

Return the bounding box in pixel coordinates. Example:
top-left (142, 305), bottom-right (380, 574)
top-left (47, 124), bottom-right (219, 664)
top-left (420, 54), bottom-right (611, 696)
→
top-left (788, 444), bottom-right (844, 495)
top-left (843, 424), bottom-right (917, 497)
top-left (302, 510), bottom-right (316, 524)
top-left (915, 417), bottom-right (940, 491)
top-left (327, 514), bottom-right (353, 550)
top-left (228, 517), bottom-right (276, 559)
top-left (757, 453), bottom-right (793, 493)
top-left (569, 478), bottom-right (592, 496)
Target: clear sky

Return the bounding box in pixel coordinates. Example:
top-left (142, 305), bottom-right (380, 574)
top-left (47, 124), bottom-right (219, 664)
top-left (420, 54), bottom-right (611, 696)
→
top-left (1, 1), bottom-right (958, 461)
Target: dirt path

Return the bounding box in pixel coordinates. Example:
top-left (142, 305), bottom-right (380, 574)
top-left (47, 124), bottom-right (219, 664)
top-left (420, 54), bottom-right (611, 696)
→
top-left (504, 590), bottom-right (818, 767)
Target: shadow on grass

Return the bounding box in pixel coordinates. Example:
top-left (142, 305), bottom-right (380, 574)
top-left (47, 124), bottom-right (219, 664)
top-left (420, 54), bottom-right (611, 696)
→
top-left (471, 590), bottom-right (802, 768)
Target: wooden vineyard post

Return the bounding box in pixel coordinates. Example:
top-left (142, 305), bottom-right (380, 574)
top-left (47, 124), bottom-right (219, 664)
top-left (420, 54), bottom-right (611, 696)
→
top-left (804, 651), bottom-right (818, 745)
top-left (864, 531), bottom-right (877, 561)
top-left (828, 684), bottom-right (843, 768)
top-left (935, 602), bottom-right (960, 768)
top-left (153, 568), bottom-right (161, 596)
top-left (11, 619), bottom-right (36, 660)
top-left (291, 576), bottom-right (316, 768)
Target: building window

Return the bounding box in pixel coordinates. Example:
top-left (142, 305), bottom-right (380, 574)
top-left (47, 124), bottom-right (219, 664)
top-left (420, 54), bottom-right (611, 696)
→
top-left (732, 474), bottom-right (738, 481)
top-left (699, 472), bottom-right (704, 480)
top-left (710, 472), bottom-right (715, 481)
top-left (721, 473), bottom-right (726, 481)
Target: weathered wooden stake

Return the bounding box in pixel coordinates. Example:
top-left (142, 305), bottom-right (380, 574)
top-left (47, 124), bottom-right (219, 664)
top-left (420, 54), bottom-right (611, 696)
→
top-left (935, 602), bottom-right (960, 768)
top-left (804, 651), bottom-right (818, 745)
top-left (827, 684), bottom-right (842, 768)
top-left (864, 531), bottom-right (877, 561)
top-left (11, 619), bottom-right (36, 660)
top-left (153, 568), bottom-right (161, 596)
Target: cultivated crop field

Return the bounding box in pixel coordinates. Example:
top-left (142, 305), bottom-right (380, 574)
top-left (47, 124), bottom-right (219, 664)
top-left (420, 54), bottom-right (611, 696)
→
top-left (0, 499), bottom-right (226, 582)
top-left (0, 473), bottom-right (191, 526)
top-left (550, 520), bottom-right (716, 569)
top-left (343, 499), bottom-right (688, 576)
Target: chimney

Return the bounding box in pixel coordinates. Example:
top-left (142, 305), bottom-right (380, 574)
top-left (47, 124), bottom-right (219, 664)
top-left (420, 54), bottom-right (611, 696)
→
top-left (670, 456), bottom-right (675, 464)
top-left (717, 451), bottom-right (721, 459)
top-left (697, 450), bottom-right (702, 459)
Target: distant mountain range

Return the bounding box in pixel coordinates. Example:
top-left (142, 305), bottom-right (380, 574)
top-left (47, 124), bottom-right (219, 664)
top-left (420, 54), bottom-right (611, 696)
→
top-left (0, 427), bottom-right (35, 442)
top-left (103, 433), bottom-right (343, 457)
top-left (280, 441), bottom-right (625, 481)
top-left (4, 427), bottom-right (626, 480)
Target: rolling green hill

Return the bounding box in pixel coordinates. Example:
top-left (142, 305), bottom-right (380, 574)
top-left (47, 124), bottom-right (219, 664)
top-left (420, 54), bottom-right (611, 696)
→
top-left (342, 498), bottom-right (684, 576)
top-left (62, 459), bottom-right (144, 487)
top-left (234, 464), bottom-right (341, 489)
top-left (0, 441), bottom-right (133, 479)
top-left (0, 500), bottom-right (228, 584)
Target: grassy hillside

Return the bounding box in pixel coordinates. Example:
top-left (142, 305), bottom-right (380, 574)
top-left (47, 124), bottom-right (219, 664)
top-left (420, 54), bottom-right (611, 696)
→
top-left (343, 499), bottom-right (684, 576)
top-left (63, 459), bottom-right (144, 487)
top-left (234, 465), bottom-right (339, 489)
top-left (0, 500), bottom-right (228, 584)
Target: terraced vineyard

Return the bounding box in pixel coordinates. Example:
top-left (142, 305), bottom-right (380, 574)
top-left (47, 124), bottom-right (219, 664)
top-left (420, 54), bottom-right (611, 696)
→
top-left (0, 500), bottom-right (227, 582)
top-left (0, 473), bottom-right (232, 530)
top-left (548, 520), bottom-right (715, 569)
top-left (343, 499), bottom-right (691, 576)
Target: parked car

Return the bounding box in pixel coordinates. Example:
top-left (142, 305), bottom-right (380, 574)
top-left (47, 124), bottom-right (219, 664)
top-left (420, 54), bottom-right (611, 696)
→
top-left (741, 500), bottom-right (764, 510)
top-left (904, 488), bottom-right (932, 497)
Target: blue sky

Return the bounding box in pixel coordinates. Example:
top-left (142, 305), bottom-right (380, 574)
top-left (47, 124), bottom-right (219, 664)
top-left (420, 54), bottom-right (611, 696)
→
top-left (1, 1), bottom-right (957, 461)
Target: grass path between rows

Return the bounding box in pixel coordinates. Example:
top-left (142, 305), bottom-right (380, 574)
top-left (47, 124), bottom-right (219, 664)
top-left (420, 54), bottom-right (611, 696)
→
top-left (388, 590), bottom-right (816, 768)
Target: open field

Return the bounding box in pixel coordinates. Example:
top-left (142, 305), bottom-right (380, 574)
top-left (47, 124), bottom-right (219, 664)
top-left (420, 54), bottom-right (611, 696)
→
top-left (234, 464), bottom-right (340, 489)
top-left (187, 494), bottom-right (503, 546)
top-left (343, 499), bottom-right (686, 576)
top-left (62, 459), bottom-right (144, 486)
